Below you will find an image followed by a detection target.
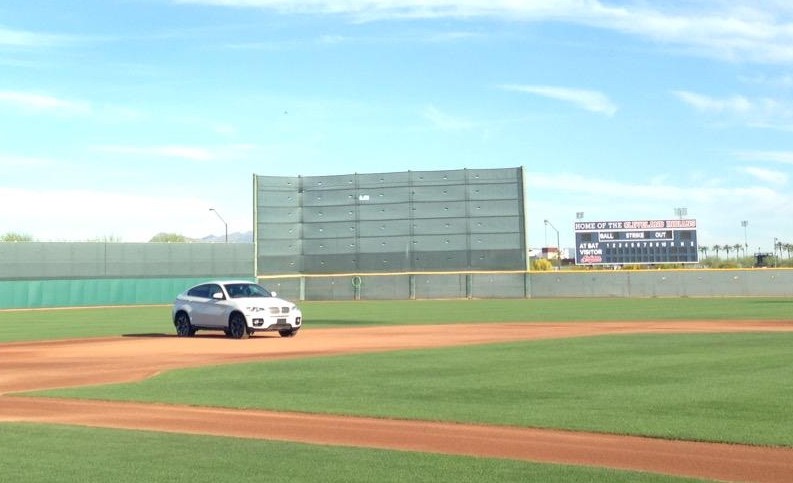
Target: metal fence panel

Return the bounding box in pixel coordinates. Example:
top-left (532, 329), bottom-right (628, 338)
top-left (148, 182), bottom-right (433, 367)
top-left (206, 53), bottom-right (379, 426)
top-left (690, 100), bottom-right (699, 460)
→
top-left (302, 174), bottom-right (356, 190)
top-left (468, 182), bottom-right (519, 200)
top-left (357, 203), bottom-right (412, 221)
top-left (411, 184), bottom-right (466, 202)
top-left (258, 223), bottom-right (301, 240)
top-left (414, 274), bottom-right (467, 299)
top-left (257, 207), bottom-right (300, 223)
top-left (357, 171), bottom-right (410, 188)
top-left (358, 220), bottom-right (411, 237)
top-left (303, 276), bottom-right (356, 300)
top-left (358, 236), bottom-right (412, 254)
top-left (258, 254), bottom-right (301, 274)
top-left (471, 273), bottom-right (527, 298)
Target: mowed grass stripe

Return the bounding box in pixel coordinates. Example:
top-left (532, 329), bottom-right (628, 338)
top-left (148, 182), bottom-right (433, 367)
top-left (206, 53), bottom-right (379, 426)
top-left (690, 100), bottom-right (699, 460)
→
top-left (0, 423), bottom-right (698, 483)
top-left (33, 332), bottom-right (793, 447)
top-left (2, 297), bottom-right (792, 342)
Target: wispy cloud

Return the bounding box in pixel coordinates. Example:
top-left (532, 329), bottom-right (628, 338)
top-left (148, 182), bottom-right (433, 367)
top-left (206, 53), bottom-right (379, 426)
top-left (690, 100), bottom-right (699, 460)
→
top-left (674, 91), bottom-right (754, 114)
top-left (500, 84), bottom-right (617, 117)
top-left (91, 144), bottom-right (218, 162)
top-left (738, 166), bottom-right (788, 185)
top-left (0, 91), bottom-right (91, 115)
top-left (0, 26), bottom-right (63, 48)
top-left (0, 90), bottom-right (147, 122)
top-left (91, 143), bottom-right (257, 162)
top-left (734, 150), bottom-right (793, 165)
top-left (425, 31), bottom-right (484, 43)
top-left (422, 105), bottom-right (474, 131)
top-left (0, 154), bottom-right (57, 169)
top-left (173, 1), bottom-right (793, 64)
top-left (674, 90), bottom-right (793, 128)
top-left (740, 74), bottom-right (793, 89)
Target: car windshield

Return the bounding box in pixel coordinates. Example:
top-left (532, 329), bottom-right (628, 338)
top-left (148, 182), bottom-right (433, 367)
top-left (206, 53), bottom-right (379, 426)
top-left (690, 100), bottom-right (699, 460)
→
top-left (224, 283), bottom-right (272, 299)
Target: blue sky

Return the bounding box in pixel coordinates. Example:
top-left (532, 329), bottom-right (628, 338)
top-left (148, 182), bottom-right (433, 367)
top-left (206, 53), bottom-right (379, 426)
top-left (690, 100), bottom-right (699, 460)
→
top-left (1, 1), bottom-right (792, 253)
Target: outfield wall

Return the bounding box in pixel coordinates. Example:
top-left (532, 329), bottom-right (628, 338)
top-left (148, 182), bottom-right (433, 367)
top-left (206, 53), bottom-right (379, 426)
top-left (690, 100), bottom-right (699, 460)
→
top-left (259, 269), bottom-right (793, 301)
top-left (0, 242), bottom-right (254, 309)
top-left (1, 241), bottom-right (791, 308)
top-left (529, 269), bottom-right (793, 298)
top-left (2, 268), bottom-right (790, 309)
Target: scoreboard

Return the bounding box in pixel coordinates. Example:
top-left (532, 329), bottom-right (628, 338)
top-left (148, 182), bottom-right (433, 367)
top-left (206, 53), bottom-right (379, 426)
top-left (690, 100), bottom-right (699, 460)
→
top-left (574, 219), bottom-right (698, 265)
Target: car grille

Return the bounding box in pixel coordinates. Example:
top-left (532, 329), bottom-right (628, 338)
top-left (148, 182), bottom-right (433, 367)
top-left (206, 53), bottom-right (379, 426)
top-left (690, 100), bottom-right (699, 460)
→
top-left (268, 307), bottom-right (290, 315)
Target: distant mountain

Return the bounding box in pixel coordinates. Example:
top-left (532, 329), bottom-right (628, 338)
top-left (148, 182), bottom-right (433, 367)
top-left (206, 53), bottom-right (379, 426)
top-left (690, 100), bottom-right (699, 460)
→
top-left (200, 231), bottom-right (254, 243)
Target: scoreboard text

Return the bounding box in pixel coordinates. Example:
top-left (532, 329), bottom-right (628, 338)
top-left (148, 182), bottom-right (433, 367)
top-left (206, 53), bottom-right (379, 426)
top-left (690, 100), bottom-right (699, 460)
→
top-left (574, 219), bottom-right (698, 265)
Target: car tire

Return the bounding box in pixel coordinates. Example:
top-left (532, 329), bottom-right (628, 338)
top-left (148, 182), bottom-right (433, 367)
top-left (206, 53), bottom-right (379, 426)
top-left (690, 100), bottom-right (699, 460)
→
top-left (278, 328), bottom-right (297, 337)
top-left (175, 312), bottom-right (195, 337)
top-left (228, 313), bottom-right (249, 339)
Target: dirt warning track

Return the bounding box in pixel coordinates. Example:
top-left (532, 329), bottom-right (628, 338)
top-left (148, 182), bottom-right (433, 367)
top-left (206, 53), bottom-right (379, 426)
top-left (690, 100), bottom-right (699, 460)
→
top-left (2, 321), bottom-right (793, 482)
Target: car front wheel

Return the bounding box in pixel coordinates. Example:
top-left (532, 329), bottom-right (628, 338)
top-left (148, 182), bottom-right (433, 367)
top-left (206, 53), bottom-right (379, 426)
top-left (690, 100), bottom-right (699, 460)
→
top-left (228, 313), bottom-right (249, 339)
top-left (175, 312), bottom-right (194, 337)
top-left (278, 328), bottom-right (297, 337)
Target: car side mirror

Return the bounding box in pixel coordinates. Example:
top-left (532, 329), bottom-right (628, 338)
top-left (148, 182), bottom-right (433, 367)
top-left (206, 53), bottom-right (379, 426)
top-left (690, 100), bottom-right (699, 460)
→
top-left (212, 292), bottom-right (224, 299)
top-left (270, 291), bottom-right (277, 297)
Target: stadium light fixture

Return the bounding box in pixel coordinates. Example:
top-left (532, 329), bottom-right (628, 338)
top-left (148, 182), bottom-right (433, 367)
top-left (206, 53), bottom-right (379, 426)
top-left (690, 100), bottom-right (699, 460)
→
top-left (209, 208), bottom-right (228, 243)
top-left (544, 219), bottom-right (561, 270)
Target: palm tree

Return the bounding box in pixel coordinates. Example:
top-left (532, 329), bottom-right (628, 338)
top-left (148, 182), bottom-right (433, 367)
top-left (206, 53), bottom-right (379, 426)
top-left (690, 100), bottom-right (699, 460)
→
top-left (784, 243), bottom-right (793, 259)
top-left (732, 243), bottom-right (742, 259)
top-left (699, 246), bottom-right (709, 259)
top-left (711, 244), bottom-right (721, 259)
top-left (723, 244), bottom-right (732, 259)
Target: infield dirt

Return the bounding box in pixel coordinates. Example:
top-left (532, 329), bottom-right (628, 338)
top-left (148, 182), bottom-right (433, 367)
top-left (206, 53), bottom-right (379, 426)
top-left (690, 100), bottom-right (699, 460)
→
top-left (2, 321), bottom-right (792, 482)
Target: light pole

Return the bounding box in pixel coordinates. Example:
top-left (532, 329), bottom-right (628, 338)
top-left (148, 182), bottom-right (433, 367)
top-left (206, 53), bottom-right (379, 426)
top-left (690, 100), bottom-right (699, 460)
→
top-left (209, 208), bottom-right (228, 243)
top-left (741, 220), bottom-right (748, 256)
top-left (674, 207), bottom-right (687, 220)
top-left (544, 219), bottom-right (561, 270)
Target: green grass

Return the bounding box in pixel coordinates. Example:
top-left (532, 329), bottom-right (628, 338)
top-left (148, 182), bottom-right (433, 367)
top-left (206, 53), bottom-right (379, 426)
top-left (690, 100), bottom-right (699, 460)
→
top-left (0, 305), bottom-right (171, 342)
top-left (32, 332), bottom-right (793, 447)
top-left (304, 297), bottom-right (793, 326)
top-left (0, 423), bottom-right (700, 483)
top-left (1, 297), bottom-right (792, 342)
top-left (4, 298), bottom-right (791, 481)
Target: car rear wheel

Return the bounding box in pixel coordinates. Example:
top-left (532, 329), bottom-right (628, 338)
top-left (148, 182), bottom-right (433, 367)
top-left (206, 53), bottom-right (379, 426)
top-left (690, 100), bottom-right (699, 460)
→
top-left (228, 313), bottom-right (249, 339)
top-left (175, 312), bottom-right (195, 337)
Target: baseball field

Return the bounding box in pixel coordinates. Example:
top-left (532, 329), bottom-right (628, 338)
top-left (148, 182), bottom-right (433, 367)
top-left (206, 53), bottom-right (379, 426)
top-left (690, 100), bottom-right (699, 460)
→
top-left (1, 298), bottom-right (792, 482)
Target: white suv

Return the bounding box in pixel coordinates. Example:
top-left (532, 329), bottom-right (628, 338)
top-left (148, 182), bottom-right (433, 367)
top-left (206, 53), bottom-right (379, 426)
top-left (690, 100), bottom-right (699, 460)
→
top-left (172, 280), bottom-right (302, 339)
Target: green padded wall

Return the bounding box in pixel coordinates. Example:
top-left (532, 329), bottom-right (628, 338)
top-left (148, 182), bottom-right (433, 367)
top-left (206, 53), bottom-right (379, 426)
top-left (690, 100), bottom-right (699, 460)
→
top-left (0, 242), bottom-right (254, 309)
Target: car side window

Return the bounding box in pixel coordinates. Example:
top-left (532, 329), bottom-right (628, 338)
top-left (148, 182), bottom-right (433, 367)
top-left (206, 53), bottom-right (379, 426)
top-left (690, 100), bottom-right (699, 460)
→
top-left (208, 284), bottom-right (224, 299)
top-left (187, 284), bottom-right (211, 298)
top-left (226, 284), bottom-right (244, 298)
